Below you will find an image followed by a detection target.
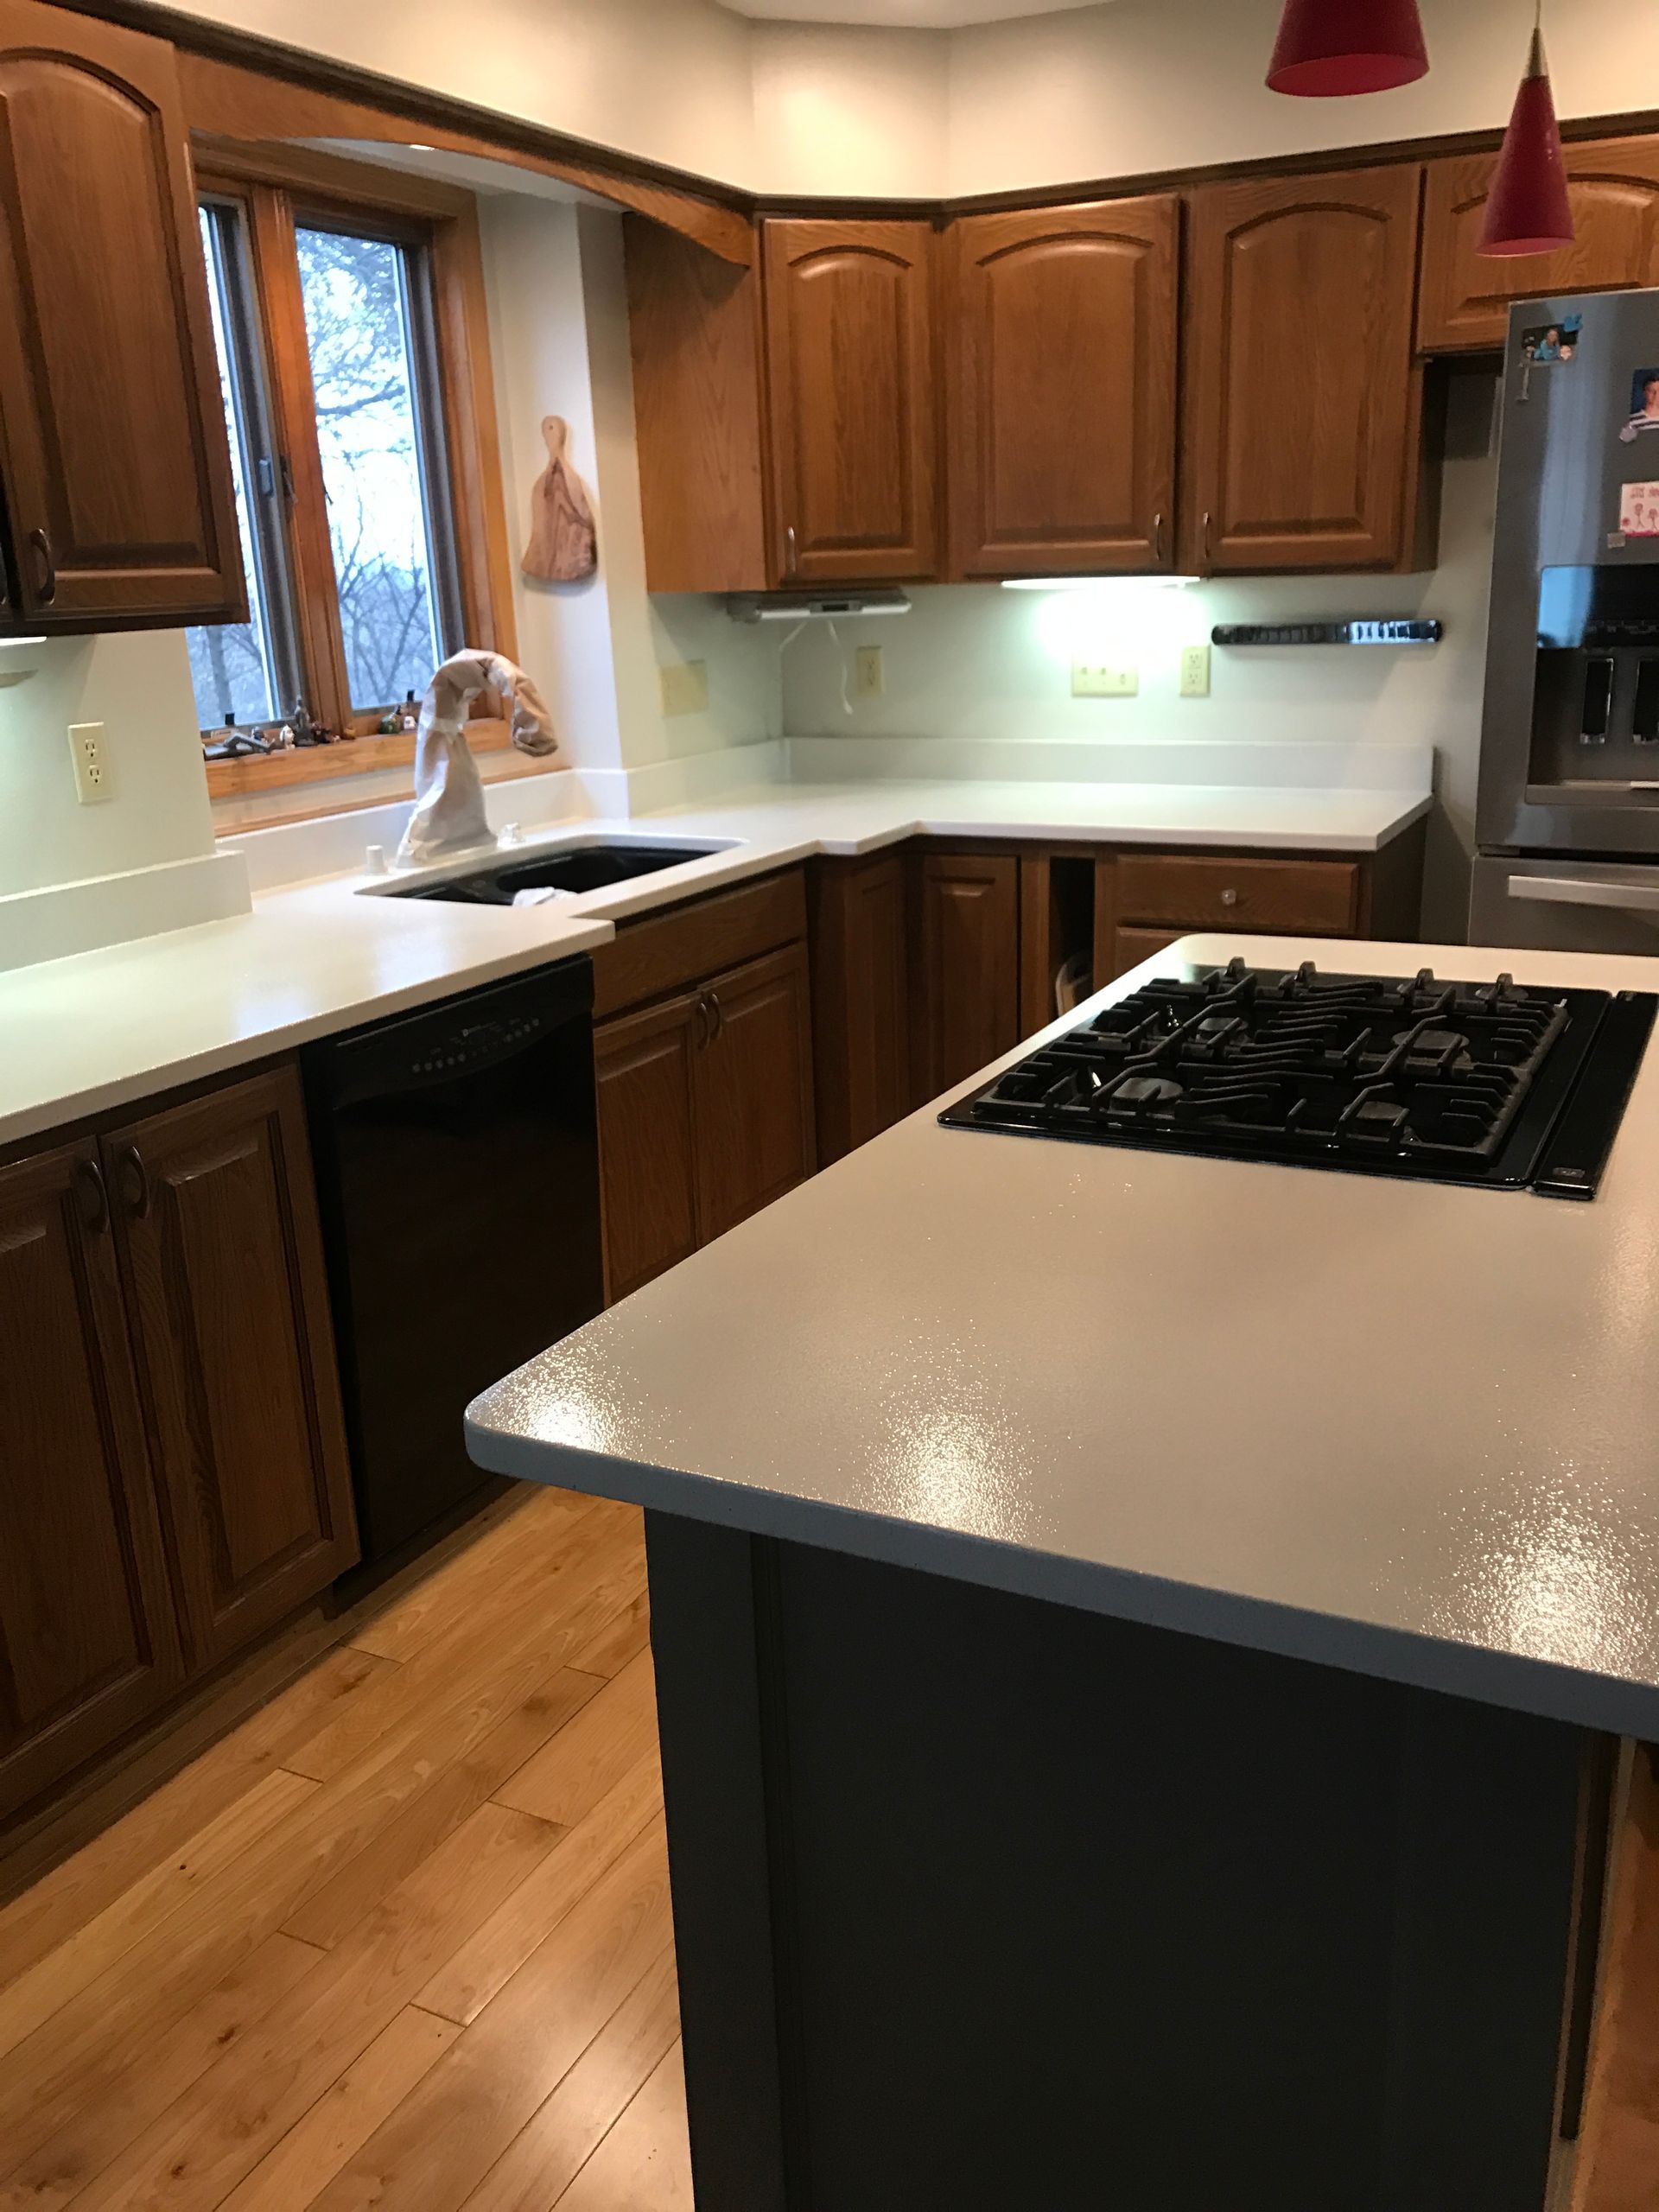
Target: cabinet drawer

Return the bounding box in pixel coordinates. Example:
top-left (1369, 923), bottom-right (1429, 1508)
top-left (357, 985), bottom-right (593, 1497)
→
top-left (592, 868), bottom-right (808, 1019)
top-left (1115, 855), bottom-right (1359, 935)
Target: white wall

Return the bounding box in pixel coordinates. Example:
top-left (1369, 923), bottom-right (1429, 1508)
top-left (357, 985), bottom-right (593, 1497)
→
top-left (780, 370), bottom-right (1498, 938)
top-left (749, 22), bottom-right (948, 199)
top-left (481, 193), bottom-right (779, 779)
top-left (143, 0), bottom-right (1659, 199)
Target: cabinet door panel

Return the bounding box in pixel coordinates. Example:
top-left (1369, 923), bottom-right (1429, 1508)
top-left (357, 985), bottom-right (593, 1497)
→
top-left (916, 853), bottom-right (1021, 1099)
top-left (763, 219), bottom-right (938, 582)
top-left (810, 853), bottom-right (912, 1164)
top-left (1421, 138), bottom-right (1659, 353)
top-left (594, 994), bottom-right (702, 1304)
top-left (696, 944), bottom-right (817, 1244)
top-left (0, 1144), bottom-right (181, 1817)
top-left (107, 1068), bottom-right (357, 1670)
top-left (1185, 165), bottom-right (1423, 573)
top-left (949, 197), bottom-right (1178, 575)
top-left (0, 0), bottom-right (241, 623)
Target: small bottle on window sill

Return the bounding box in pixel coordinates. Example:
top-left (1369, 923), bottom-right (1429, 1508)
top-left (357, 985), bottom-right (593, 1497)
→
top-left (376, 706), bottom-right (400, 735)
top-left (399, 689), bottom-right (419, 733)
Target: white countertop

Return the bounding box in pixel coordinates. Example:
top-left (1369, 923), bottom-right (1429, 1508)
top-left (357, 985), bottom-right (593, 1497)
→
top-left (0, 777), bottom-right (1427, 1150)
top-left (469, 931), bottom-right (1659, 1741)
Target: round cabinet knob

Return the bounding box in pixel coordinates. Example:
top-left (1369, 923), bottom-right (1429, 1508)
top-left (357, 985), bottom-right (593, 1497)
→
top-left (1220, 888), bottom-right (1239, 908)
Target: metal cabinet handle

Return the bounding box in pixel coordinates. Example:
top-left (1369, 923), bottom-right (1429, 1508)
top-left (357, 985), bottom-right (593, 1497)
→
top-left (1200, 512), bottom-right (1213, 568)
top-left (692, 993), bottom-right (712, 1048)
top-left (1220, 888), bottom-right (1239, 908)
top-left (785, 524), bottom-right (798, 577)
top-left (1507, 874), bottom-right (1659, 915)
top-left (707, 990), bottom-right (723, 1042)
top-left (1153, 511), bottom-right (1165, 564)
top-left (28, 527), bottom-right (55, 606)
top-left (73, 1156), bottom-right (110, 1236)
top-left (116, 1143), bottom-right (151, 1218)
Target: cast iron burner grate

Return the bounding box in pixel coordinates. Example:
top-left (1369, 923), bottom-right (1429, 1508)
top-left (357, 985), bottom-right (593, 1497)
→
top-left (939, 959), bottom-right (1656, 1198)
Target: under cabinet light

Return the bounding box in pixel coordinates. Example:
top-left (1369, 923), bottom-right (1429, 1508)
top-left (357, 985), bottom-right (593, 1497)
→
top-left (1000, 575), bottom-right (1199, 592)
top-left (0, 635), bottom-right (46, 647)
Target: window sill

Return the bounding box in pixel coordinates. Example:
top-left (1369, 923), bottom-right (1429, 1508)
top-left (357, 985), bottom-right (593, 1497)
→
top-left (202, 717), bottom-right (518, 800)
top-left (206, 719), bottom-right (567, 834)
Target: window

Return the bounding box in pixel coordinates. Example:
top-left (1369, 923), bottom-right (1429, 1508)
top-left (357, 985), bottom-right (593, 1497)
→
top-left (185, 155), bottom-right (510, 757)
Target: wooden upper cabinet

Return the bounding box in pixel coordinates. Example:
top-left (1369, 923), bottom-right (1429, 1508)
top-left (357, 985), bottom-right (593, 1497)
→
top-left (0, 0), bottom-right (242, 626)
top-left (0, 1142), bottom-right (182, 1818)
top-left (105, 1067), bottom-right (358, 1672)
top-left (947, 197), bottom-right (1179, 577)
top-left (1420, 137), bottom-right (1659, 353)
top-left (1183, 164), bottom-right (1426, 574)
top-left (762, 218), bottom-right (939, 583)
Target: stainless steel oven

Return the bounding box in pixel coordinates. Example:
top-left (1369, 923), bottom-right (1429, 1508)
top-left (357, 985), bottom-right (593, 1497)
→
top-left (1471, 853), bottom-right (1659, 953)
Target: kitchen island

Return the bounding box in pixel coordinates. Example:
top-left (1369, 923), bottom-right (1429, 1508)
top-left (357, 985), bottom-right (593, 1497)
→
top-left (468, 929), bottom-right (1659, 2211)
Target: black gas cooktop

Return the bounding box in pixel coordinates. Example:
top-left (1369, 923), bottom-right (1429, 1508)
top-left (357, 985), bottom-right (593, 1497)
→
top-left (939, 959), bottom-right (1656, 1198)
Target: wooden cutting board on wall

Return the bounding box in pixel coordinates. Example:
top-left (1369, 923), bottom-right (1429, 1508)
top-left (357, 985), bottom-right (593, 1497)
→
top-left (523, 414), bottom-right (597, 582)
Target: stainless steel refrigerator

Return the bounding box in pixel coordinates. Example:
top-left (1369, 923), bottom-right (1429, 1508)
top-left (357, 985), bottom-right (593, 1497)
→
top-left (1471, 288), bottom-right (1659, 951)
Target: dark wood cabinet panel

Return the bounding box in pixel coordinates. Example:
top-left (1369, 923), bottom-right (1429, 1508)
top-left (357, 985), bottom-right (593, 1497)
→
top-left (762, 218), bottom-right (938, 583)
top-left (594, 992), bottom-right (702, 1304)
top-left (696, 944), bottom-right (817, 1243)
top-left (810, 852), bottom-right (912, 1165)
top-left (1420, 137), bottom-right (1659, 353)
top-left (0, 0), bottom-right (243, 626)
top-left (0, 1143), bottom-right (182, 1819)
top-left (624, 215), bottom-right (769, 594)
top-left (1184, 164), bottom-right (1425, 574)
top-left (948, 196), bottom-right (1179, 577)
top-left (915, 851), bottom-right (1021, 1099)
top-left (105, 1067), bottom-right (357, 1673)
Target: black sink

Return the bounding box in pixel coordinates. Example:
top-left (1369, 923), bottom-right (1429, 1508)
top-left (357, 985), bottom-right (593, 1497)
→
top-left (388, 842), bottom-right (715, 906)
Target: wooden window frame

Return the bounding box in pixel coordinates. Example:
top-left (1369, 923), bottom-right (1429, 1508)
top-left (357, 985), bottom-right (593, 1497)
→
top-left (190, 141), bottom-right (518, 792)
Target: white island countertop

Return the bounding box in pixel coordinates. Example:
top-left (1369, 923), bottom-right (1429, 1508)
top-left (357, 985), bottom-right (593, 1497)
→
top-left (469, 931), bottom-right (1659, 1742)
top-left (0, 775), bottom-right (1427, 1150)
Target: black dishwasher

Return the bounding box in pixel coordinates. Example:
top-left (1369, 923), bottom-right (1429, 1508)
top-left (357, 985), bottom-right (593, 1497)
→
top-left (304, 959), bottom-right (603, 1573)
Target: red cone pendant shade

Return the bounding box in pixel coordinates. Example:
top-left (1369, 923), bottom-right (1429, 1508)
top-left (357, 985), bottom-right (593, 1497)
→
top-left (1478, 28), bottom-right (1574, 257)
top-left (1266, 0), bottom-right (1428, 95)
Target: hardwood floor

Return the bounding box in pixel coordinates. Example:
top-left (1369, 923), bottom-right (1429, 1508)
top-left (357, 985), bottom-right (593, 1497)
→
top-left (0, 1485), bottom-right (691, 2212)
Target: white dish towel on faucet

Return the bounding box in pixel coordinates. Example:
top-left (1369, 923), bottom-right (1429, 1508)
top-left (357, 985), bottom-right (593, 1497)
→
top-left (395, 649), bottom-right (563, 869)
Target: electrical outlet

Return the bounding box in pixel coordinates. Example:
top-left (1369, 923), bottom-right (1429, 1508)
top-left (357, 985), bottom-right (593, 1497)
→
top-left (68, 721), bottom-right (111, 804)
top-left (855, 645), bottom-right (885, 699)
top-left (1071, 662), bottom-right (1138, 699)
top-left (1179, 644), bottom-right (1211, 698)
top-left (659, 660), bottom-right (709, 717)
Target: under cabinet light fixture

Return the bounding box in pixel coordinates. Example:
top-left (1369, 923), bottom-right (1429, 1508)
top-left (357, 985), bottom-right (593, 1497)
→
top-left (0, 635), bottom-right (45, 648)
top-left (1000, 575), bottom-right (1199, 592)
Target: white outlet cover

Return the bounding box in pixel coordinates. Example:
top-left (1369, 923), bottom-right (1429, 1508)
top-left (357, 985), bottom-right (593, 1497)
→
top-left (1179, 645), bottom-right (1212, 698)
top-left (67, 721), bottom-right (111, 804)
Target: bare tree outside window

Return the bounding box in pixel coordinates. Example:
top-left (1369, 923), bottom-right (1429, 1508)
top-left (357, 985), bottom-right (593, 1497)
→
top-left (296, 226), bottom-right (447, 712)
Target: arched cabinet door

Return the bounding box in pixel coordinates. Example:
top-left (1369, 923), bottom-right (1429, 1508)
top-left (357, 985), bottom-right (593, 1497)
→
top-left (1421, 137), bottom-right (1659, 353)
top-left (761, 219), bottom-right (939, 584)
top-left (948, 197), bottom-right (1179, 577)
top-left (0, 0), bottom-right (243, 626)
top-left (1183, 164), bottom-right (1426, 575)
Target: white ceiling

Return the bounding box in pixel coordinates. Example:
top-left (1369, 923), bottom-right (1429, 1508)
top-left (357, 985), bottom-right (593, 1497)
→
top-left (717, 0), bottom-right (1108, 26)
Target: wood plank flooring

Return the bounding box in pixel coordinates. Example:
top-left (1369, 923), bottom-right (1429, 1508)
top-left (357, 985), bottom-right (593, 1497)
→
top-left (0, 1486), bottom-right (691, 2212)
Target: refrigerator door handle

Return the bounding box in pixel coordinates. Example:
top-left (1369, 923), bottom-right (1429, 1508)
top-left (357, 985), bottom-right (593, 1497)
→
top-left (1508, 874), bottom-right (1659, 915)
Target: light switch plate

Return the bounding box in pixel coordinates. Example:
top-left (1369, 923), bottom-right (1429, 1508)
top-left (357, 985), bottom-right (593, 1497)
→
top-left (659, 660), bottom-right (709, 717)
top-left (1179, 644), bottom-right (1211, 698)
top-left (1072, 662), bottom-right (1138, 698)
top-left (68, 721), bottom-right (111, 804)
top-left (855, 645), bottom-right (885, 698)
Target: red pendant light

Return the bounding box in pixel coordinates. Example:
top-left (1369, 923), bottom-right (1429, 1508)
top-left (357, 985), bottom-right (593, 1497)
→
top-left (1478, 21), bottom-right (1574, 257)
top-left (1266, 0), bottom-right (1428, 96)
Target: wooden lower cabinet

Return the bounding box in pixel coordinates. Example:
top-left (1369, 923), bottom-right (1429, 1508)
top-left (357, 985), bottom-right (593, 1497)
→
top-left (594, 916), bottom-right (816, 1303)
top-left (103, 1067), bottom-right (358, 1675)
top-left (594, 993), bottom-right (702, 1304)
top-left (915, 851), bottom-right (1022, 1098)
top-left (0, 1142), bottom-right (184, 1821)
top-left (810, 852), bottom-right (912, 1164)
